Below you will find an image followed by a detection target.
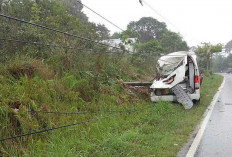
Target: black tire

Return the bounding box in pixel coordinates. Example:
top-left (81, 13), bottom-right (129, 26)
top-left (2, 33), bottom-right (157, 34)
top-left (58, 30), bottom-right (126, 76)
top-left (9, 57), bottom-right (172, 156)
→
top-left (193, 99), bottom-right (200, 104)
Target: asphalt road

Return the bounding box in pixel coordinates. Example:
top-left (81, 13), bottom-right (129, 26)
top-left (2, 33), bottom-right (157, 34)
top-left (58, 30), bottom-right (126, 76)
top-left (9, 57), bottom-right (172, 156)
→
top-left (196, 74), bottom-right (232, 157)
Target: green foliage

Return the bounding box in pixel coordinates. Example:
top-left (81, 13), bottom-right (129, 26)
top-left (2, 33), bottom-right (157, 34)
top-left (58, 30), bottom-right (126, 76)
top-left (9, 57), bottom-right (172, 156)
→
top-left (0, 0), bottom-right (99, 60)
top-left (121, 29), bottom-right (133, 42)
top-left (1, 73), bottom-right (222, 156)
top-left (160, 30), bottom-right (188, 53)
top-left (195, 43), bottom-right (222, 72)
top-left (30, 2), bottom-right (41, 23)
top-left (225, 40), bottom-right (232, 53)
top-left (213, 53), bottom-right (232, 72)
top-left (0, 1), bottom-right (223, 156)
top-left (227, 54), bottom-right (232, 68)
top-left (0, 51), bottom-right (156, 156)
top-left (210, 43), bottom-right (223, 53)
top-left (57, 0), bottom-right (88, 23)
top-left (135, 39), bottom-right (164, 55)
top-left (0, 37), bottom-right (223, 157)
top-left (111, 32), bottom-right (121, 39)
top-left (126, 17), bottom-right (188, 55)
top-left (96, 24), bottom-right (110, 40)
top-left (127, 17), bottom-right (167, 43)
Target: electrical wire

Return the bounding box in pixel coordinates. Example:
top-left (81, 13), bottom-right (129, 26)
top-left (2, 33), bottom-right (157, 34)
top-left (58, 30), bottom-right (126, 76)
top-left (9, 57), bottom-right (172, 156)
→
top-left (77, 1), bottom-right (124, 31)
top-left (141, 0), bottom-right (201, 44)
top-left (142, 0), bottom-right (179, 31)
top-left (0, 14), bottom-right (176, 63)
top-left (0, 38), bottom-right (153, 58)
top-left (0, 38), bottom-right (88, 51)
top-left (28, 106), bottom-right (148, 115)
top-left (0, 14), bottom-right (154, 58)
top-left (0, 37), bottom-right (159, 60)
top-left (0, 105), bottom-right (152, 142)
top-left (0, 115), bottom-right (117, 142)
top-left (0, 38), bottom-right (122, 54)
top-left (0, 14), bottom-right (125, 52)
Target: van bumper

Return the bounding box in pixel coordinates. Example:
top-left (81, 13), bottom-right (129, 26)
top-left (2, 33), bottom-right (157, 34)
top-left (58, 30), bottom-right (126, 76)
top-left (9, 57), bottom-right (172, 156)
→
top-left (150, 93), bottom-right (200, 102)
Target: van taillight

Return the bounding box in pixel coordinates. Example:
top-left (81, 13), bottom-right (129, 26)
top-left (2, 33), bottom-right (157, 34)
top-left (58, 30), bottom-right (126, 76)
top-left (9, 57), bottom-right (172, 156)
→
top-left (194, 76), bottom-right (199, 89)
top-left (194, 76), bottom-right (199, 83)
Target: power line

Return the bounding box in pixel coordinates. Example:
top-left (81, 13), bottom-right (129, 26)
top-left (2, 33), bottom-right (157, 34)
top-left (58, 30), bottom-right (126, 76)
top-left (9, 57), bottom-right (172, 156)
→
top-left (78, 0), bottom-right (200, 55)
top-left (75, 1), bottom-right (187, 64)
top-left (0, 38), bottom-right (175, 64)
top-left (142, 0), bottom-right (179, 31)
top-left (0, 38), bottom-right (150, 57)
top-left (141, 0), bottom-right (201, 44)
top-left (0, 115), bottom-right (117, 142)
top-left (0, 105), bottom-right (152, 142)
top-left (77, 0), bottom-right (179, 56)
top-left (0, 14), bottom-right (125, 52)
top-left (0, 38), bottom-right (88, 51)
top-left (28, 107), bottom-right (148, 115)
top-left (0, 38), bottom-right (119, 54)
top-left (0, 14), bottom-right (176, 63)
top-left (0, 37), bottom-right (161, 60)
top-left (0, 38), bottom-right (113, 55)
top-left (77, 1), bottom-right (124, 32)
top-left (28, 110), bottom-right (116, 115)
top-left (77, 0), bottom-right (199, 51)
top-left (0, 14), bottom-right (152, 57)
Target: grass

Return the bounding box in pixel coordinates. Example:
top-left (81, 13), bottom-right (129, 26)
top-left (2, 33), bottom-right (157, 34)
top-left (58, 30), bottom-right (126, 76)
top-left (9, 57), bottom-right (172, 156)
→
top-left (0, 53), bottom-right (223, 157)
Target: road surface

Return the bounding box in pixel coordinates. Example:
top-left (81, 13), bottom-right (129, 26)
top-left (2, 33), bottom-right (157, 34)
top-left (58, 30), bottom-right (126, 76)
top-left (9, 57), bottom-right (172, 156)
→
top-left (196, 74), bottom-right (232, 157)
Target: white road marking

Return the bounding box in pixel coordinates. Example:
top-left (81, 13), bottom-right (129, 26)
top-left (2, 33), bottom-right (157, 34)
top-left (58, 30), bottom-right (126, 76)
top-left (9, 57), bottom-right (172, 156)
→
top-left (186, 76), bottom-right (225, 157)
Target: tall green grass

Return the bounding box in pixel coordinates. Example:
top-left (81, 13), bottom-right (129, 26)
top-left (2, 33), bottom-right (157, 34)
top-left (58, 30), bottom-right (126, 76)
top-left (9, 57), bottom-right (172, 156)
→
top-left (0, 52), bottom-right (222, 156)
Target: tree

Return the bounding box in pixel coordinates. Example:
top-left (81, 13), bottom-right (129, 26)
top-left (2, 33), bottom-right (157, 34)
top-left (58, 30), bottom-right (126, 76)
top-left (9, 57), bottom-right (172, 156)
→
top-left (125, 17), bottom-right (189, 56)
top-left (213, 53), bottom-right (232, 72)
top-left (111, 32), bottom-right (121, 39)
top-left (0, 0), bottom-right (100, 58)
top-left (135, 39), bottom-right (164, 55)
top-left (160, 30), bottom-right (188, 53)
top-left (96, 24), bottom-right (110, 40)
top-left (57, 0), bottom-right (88, 23)
top-left (225, 40), bottom-right (232, 53)
top-left (212, 54), bottom-right (227, 72)
top-left (226, 54), bottom-right (232, 68)
top-left (127, 17), bottom-right (167, 43)
top-left (195, 43), bottom-right (222, 71)
top-left (30, 2), bottom-right (41, 23)
top-left (0, 0), bottom-right (3, 13)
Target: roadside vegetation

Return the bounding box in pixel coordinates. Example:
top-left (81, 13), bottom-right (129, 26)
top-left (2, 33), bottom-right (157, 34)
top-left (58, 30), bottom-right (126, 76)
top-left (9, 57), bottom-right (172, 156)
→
top-left (0, 0), bottom-right (224, 156)
top-left (0, 60), bottom-right (223, 156)
top-left (213, 52), bottom-right (232, 73)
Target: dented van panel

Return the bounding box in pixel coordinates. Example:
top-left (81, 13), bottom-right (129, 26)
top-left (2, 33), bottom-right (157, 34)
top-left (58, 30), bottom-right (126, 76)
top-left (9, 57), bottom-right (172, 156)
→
top-left (150, 51), bottom-right (201, 109)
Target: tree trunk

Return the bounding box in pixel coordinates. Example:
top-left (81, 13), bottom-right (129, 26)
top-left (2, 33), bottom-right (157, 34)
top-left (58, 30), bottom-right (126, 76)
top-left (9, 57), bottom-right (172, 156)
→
top-left (0, 0), bottom-right (2, 13)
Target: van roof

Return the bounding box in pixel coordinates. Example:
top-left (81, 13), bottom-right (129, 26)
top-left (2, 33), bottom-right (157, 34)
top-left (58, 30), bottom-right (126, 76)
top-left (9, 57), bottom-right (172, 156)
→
top-left (157, 51), bottom-right (196, 75)
top-left (158, 51), bottom-right (195, 66)
top-left (161, 51), bottom-right (196, 57)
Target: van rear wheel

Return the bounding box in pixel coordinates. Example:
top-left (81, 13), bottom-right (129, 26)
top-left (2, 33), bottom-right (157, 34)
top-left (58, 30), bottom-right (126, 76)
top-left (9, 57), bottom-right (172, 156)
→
top-left (193, 99), bottom-right (200, 104)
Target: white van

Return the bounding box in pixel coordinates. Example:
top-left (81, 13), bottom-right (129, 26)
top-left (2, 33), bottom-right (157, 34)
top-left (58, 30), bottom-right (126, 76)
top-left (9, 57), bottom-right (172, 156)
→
top-left (150, 51), bottom-right (201, 109)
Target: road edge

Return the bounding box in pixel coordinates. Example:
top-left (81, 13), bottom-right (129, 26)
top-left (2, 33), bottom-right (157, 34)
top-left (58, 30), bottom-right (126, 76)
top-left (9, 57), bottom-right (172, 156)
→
top-left (185, 75), bottom-right (225, 157)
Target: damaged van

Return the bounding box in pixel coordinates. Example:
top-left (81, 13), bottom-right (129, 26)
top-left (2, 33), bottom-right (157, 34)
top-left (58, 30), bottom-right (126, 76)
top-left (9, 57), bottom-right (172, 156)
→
top-left (150, 51), bottom-right (201, 109)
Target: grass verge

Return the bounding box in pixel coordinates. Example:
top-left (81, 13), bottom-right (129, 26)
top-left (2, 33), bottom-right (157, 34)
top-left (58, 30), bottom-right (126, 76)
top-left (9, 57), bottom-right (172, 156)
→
top-left (0, 73), bottom-right (223, 157)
